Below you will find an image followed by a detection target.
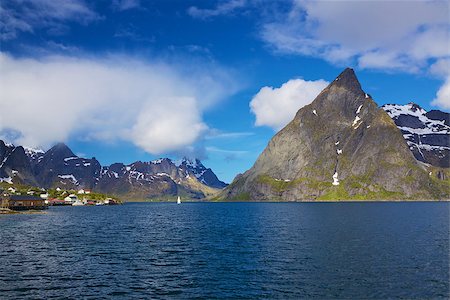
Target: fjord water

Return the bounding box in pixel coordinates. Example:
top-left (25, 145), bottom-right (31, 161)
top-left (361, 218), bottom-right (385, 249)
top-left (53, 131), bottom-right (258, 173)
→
top-left (0, 203), bottom-right (448, 299)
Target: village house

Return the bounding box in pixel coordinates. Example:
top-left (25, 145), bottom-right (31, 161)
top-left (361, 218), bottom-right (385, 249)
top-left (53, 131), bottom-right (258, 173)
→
top-left (77, 189), bottom-right (92, 195)
top-left (3, 195), bottom-right (48, 211)
top-left (64, 194), bottom-right (78, 204)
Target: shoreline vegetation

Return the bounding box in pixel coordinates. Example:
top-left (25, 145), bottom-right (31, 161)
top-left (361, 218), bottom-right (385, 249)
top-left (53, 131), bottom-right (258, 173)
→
top-left (0, 182), bottom-right (121, 210)
top-left (2, 167), bottom-right (449, 204)
top-left (2, 182), bottom-right (448, 204)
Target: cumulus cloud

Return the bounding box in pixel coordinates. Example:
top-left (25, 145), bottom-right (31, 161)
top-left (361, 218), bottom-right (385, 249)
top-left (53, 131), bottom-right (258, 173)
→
top-left (0, 52), bottom-right (238, 153)
top-left (131, 97), bottom-right (207, 154)
top-left (261, 0), bottom-right (449, 73)
top-left (432, 77), bottom-right (450, 109)
top-left (250, 78), bottom-right (328, 130)
top-left (188, 0), bottom-right (247, 19)
top-left (0, 0), bottom-right (99, 40)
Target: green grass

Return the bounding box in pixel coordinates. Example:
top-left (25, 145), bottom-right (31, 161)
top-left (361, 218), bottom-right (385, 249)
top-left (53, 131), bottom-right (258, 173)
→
top-left (317, 184), bottom-right (349, 200)
top-left (232, 192), bottom-right (251, 201)
top-left (257, 175), bottom-right (307, 193)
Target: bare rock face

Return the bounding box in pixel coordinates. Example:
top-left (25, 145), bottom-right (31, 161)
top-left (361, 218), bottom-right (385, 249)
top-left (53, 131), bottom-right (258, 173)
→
top-left (221, 68), bottom-right (449, 201)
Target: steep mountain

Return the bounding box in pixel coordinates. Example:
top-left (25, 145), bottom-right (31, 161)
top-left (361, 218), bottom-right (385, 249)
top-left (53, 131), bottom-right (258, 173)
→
top-left (33, 143), bottom-right (102, 189)
top-left (0, 140), bottom-right (226, 200)
top-left (176, 158), bottom-right (227, 188)
top-left (220, 68), bottom-right (449, 201)
top-left (382, 103), bottom-right (449, 168)
top-left (0, 140), bottom-right (37, 186)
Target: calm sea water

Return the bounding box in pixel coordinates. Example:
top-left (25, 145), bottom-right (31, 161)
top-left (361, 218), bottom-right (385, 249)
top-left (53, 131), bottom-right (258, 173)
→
top-left (0, 202), bottom-right (448, 299)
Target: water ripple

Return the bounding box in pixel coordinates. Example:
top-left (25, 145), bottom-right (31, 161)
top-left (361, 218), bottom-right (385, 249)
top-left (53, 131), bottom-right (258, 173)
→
top-left (0, 202), bottom-right (448, 299)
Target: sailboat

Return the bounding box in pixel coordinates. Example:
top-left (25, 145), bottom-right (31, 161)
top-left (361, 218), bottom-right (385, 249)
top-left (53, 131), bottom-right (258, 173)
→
top-left (177, 196), bottom-right (181, 204)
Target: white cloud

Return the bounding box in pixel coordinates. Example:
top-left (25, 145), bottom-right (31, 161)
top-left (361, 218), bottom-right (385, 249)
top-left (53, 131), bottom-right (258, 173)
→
top-left (0, 52), bottom-right (238, 153)
top-left (430, 58), bottom-right (450, 78)
top-left (0, 0), bottom-right (99, 40)
top-left (131, 97), bottom-right (207, 154)
top-left (432, 77), bottom-right (450, 109)
top-left (261, 0), bottom-right (449, 73)
top-left (250, 78), bottom-right (328, 130)
top-left (188, 0), bottom-right (247, 19)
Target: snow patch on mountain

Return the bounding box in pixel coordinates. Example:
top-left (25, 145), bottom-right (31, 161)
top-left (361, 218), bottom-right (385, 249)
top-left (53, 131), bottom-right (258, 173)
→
top-left (0, 176), bottom-right (13, 184)
top-left (64, 157), bottom-right (79, 162)
top-left (382, 103), bottom-right (450, 167)
top-left (352, 116), bottom-right (361, 127)
top-left (58, 174), bottom-right (78, 184)
top-left (332, 172), bottom-right (339, 185)
top-left (356, 105), bottom-right (363, 114)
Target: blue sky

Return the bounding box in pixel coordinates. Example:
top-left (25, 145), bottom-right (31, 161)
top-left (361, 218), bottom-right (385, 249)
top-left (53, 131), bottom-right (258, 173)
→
top-left (0, 0), bottom-right (449, 183)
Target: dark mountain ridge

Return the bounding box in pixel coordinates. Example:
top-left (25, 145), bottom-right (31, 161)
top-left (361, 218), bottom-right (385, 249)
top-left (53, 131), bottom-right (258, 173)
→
top-left (0, 140), bottom-right (227, 200)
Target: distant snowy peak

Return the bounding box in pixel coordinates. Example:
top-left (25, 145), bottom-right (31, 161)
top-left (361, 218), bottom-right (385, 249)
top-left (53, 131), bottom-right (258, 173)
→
top-left (24, 146), bottom-right (45, 162)
top-left (98, 156), bottom-right (227, 189)
top-left (383, 103), bottom-right (449, 133)
top-left (382, 103), bottom-right (449, 167)
top-left (177, 157), bottom-right (227, 188)
top-left (150, 158), bottom-right (172, 165)
top-left (24, 146), bottom-right (45, 154)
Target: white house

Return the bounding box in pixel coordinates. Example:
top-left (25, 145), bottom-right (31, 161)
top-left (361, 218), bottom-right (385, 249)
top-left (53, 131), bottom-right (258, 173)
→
top-left (64, 194), bottom-right (78, 203)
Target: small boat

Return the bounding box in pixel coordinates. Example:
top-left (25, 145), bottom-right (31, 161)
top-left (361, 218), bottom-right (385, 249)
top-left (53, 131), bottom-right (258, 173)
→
top-left (72, 199), bottom-right (84, 206)
top-left (177, 196), bottom-right (181, 204)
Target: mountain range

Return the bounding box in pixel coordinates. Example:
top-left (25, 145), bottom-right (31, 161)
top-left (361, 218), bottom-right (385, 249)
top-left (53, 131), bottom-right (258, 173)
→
top-left (1, 68), bottom-right (448, 201)
top-left (220, 68), bottom-right (449, 201)
top-left (0, 141), bottom-right (226, 200)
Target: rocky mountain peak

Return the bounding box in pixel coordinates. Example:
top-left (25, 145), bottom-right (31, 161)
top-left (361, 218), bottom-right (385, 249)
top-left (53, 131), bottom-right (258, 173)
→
top-left (294, 67), bottom-right (375, 131)
top-left (47, 142), bottom-right (75, 159)
top-left (407, 102), bottom-right (425, 113)
top-left (331, 67), bottom-right (363, 93)
top-left (221, 68), bottom-right (448, 201)
top-left (178, 157), bottom-right (202, 168)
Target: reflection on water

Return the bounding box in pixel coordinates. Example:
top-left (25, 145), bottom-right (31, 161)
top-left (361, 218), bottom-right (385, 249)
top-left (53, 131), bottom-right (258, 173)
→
top-left (0, 202), bottom-right (448, 299)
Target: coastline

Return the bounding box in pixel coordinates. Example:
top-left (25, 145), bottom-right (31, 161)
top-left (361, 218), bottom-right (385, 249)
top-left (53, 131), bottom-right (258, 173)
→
top-left (121, 199), bottom-right (450, 203)
top-left (0, 208), bottom-right (48, 215)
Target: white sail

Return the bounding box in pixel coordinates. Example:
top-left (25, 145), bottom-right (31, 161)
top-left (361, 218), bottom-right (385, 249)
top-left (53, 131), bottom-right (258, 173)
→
top-left (177, 196), bottom-right (181, 204)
